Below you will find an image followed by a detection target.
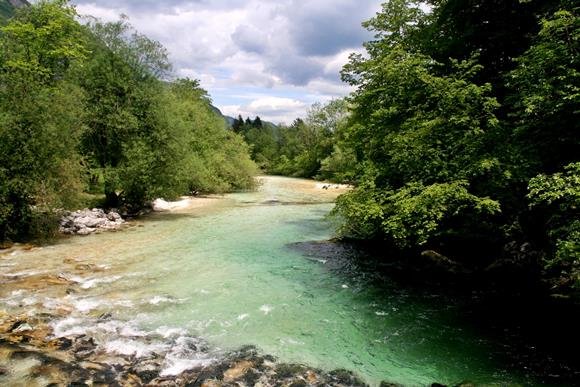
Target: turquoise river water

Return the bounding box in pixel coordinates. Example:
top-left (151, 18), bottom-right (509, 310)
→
top-left (0, 176), bottom-right (545, 385)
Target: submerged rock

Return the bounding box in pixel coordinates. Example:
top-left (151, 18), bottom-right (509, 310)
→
top-left (59, 208), bottom-right (124, 235)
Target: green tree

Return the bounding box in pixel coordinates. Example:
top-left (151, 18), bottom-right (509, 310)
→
top-left (232, 114), bottom-right (244, 133)
top-left (528, 162), bottom-right (580, 292)
top-left (337, 49), bottom-right (503, 248)
top-left (169, 79), bottom-right (257, 193)
top-left (333, 0), bottom-right (579, 289)
top-left (0, 0), bottom-right (87, 240)
top-left (76, 17), bottom-right (178, 206)
top-left (507, 9), bottom-right (579, 174)
top-left (252, 116), bottom-right (263, 128)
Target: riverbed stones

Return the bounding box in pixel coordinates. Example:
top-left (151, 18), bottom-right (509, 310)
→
top-left (59, 208), bottom-right (124, 235)
top-left (69, 335), bottom-right (97, 359)
top-left (0, 257), bottom-right (434, 387)
top-left (0, 318), bottom-right (403, 387)
top-left (223, 359), bottom-right (253, 382)
top-left (131, 357), bottom-right (162, 383)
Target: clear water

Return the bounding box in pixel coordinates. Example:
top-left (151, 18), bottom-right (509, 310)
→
top-left (1, 176), bottom-right (534, 385)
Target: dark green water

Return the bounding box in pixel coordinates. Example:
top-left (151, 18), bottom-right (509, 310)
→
top-left (1, 176), bottom-right (546, 385)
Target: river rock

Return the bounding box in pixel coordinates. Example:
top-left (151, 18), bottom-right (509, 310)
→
top-left (130, 357), bottom-right (162, 383)
top-left (11, 322), bottom-right (32, 333)
top-left (70, 335), bottom-right (97, 359)
top-left (420, 250), bottom-right (471, 275)
top-left (223, 360), bottom-right (253, 382)
top-left (59, 208), bottom-right (124, 235)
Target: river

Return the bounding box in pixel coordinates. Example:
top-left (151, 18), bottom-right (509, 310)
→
top-left (0, 176), bottom-right (560, 385)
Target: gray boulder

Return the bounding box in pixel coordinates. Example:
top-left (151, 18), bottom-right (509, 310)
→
top-left (59, 209), bottom-right (125, 235)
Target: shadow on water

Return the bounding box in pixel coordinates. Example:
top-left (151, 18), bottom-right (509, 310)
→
top-left (287, 239), bottom-right (580, 385)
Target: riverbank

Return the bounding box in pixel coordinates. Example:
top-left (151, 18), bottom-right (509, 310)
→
top-left (0, 260), bottom-right (376, 387)
top-left (0, 317), bottom-right (374, 386)
top-left (1, 176), bottom-right (569, 385)
top-left (0, 178), bottom-right (383, 386)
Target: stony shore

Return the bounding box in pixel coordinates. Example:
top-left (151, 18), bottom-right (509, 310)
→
top-left (1, 313), bottom-right (461, 387)
top-left (0, 265), bottom-right (387, 387)
top-left (59, 208), bottom-right (125, 235)
top-left (0, 320), bottom-right (373, 387)
top-left (0, 246), bottom-right (468, 387)
top-left (0, 255), bottom-right (377, 386)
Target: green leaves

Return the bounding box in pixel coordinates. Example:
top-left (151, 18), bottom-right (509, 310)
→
top-left (528, 163), bottom-right (580, 207)
top-left (332, 0), bottom-right (578, 295)
top-left (380, 181), bottom-right (500, 247)
top-left (335, 180), bottom-right (501, 247)
top-left (0, 0), bottom-right (88, 240)
top-left (335, 42), bottom-right (504, 246)
top-left (332, 0), bottom-right (579, 277)
top-left (0, 0), bottom-right (87, 82)
top-left (528, 163), bottom-right (580, 290)
top-left (0, 1), bottom-right (257, 241)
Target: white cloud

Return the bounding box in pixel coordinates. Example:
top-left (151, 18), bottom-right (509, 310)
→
top-left (247, 97), bottom-right (307, 114)
top-left (306, 79), bottom-right (355, 97)
top-left (71, 0), bottom-right (380, 124)
top-left (76, 3), bottom-right (120, 21)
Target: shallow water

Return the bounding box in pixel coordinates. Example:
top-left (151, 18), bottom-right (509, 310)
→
top-left (1, 176), bottom-right (540, 385)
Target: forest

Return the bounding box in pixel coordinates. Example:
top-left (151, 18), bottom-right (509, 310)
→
top-left (0, 0), bottom-right (257, 242)
top-left (238, 0), bottom-right (579, 298)
top-left (0, 0), bottom-right (579, 384)
top-left (1, 0), bottom-right (578, 298)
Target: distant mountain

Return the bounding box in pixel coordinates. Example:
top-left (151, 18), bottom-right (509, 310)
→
top-left (223, 115), bottom-right (236, 127)
top-left (210, 105), bottom-right (278, 130)
top-left (209, 105), bottom-right (235, 127)
top-left (0, 0), bottom-right (29, 22)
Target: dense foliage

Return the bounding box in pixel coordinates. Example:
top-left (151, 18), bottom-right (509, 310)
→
top-left (1, 0), bottom-right (578, 296)
top-left (236, 99), bottom-right (355, 182)
top-left (332, 0), bottom-right (579, 294)
top-left (237, 0), bottom-right (578, 295)
top-left (0, 0), bottom-right (256, 242)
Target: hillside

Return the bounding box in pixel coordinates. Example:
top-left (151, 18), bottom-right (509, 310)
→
top-left (0, 0), bottom-right (29, 22)
top-left (0, 1), bottom-right (13, 20)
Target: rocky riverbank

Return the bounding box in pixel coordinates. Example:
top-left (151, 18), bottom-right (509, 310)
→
top-left (0, 318), bottom-right (371, 387)
top-left (59, 208), bottom-right (125, 235)
top-left (0, 243), bottom-right (372, 387)
top-left (1, 313), bottom-right (463, 387)
top-left (0, 244), bottom-right (462, 387)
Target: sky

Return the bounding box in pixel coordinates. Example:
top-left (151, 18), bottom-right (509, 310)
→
top-left (67, 0), bottom-right (382, 124)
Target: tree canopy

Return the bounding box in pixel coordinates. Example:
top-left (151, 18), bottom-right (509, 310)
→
top-left (332, 0), bottom-right (579, 294)
top-left (235, 0), bottom-right (578, 295)
top-left (0, 0), bottom-right (256, 241)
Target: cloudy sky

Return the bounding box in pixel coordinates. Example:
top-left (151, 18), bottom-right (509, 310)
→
top-left (68, 0), bottom-right (382, 124)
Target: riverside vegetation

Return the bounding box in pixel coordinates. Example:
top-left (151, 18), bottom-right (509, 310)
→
top-left (0, 0), bottom-right (257, 243)
top-left (0, 0), bottom-right (579, 384)
top-left (237, 0), bottom-right (579, 300)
